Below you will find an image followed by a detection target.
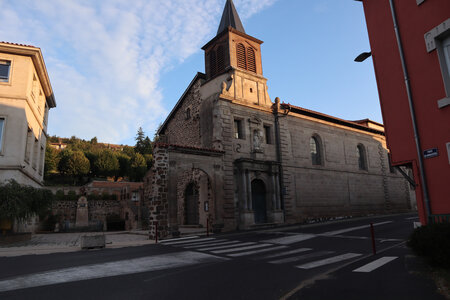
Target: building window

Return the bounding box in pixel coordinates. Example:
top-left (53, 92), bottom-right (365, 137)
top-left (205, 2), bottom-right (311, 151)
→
top-left (24, 128), bottom-right (32, 163)
top-left (264, 125), bottom-right (272, 144)
top-left (357, 144), bottom-right (368, 171)
top-left (0, 118), bottom-right (4, 153)
top-left (424, 19), bottom-right (450, 108)
top-left (234, 119), bottom-right (243, 139)
top-left (310, 135), bottom-right (322, 165)
top-left (38, 145), bottom-right (44, 175)
top-left (32, 138), bottom-right (39, 170)
top-left (247, 47), bottom-right (256, 73)
top-left (0, 60), bottom-right (11, 82)
top-left (236, 43), bottom-right (246, 69)
top-left (185, 107), bottom-right (191, 120)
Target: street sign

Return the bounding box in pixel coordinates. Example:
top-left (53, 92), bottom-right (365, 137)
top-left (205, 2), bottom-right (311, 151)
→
top-left (423, 148), bottom-right (438, 159)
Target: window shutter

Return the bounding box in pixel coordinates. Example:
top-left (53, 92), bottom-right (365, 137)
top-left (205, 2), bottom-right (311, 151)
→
top-left (209, 50), bottom-right (217, 77)
top-left (217, 46), bottom-right (225, 73)
top-left (236, 43), bottom-right (246, 69)
top-left (247, 48), bottom-right (256, 73)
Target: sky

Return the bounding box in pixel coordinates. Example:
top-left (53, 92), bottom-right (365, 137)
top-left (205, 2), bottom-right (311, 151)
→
top-left (0, 0), bottom-right (380, 146)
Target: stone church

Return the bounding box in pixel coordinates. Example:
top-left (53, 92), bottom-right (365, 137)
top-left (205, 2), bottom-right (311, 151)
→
top-left (145, 0), bottom-right (414, 238)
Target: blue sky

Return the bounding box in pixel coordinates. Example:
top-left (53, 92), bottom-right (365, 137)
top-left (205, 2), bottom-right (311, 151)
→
top-left (0, 0), bottom-right (379, 146)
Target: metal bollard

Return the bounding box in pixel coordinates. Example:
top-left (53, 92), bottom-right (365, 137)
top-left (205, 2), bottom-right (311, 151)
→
top-left (155, 222), bottom-right (158, 244)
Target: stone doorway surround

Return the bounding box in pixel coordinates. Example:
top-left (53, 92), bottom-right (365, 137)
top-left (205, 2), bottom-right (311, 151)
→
top-left (235, 158), bottom-right (284, 229)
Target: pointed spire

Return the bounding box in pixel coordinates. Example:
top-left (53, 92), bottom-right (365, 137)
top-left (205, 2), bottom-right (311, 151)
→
top-left (217, 0), bottom-right (245, 35)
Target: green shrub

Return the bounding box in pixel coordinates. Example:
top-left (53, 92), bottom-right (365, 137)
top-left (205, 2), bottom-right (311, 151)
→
top-left (67, 190), bottom-right (78, 201)
top-left (408, 223), bottom-right (450, 269)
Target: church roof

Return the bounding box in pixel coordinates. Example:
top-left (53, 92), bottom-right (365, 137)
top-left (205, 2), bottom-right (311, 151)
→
top-left (217, 0), bottom-right (245, 35)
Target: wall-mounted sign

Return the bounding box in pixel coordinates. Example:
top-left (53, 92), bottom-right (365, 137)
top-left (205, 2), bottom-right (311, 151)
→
top-left (423, 148), bottom-right (438, 159)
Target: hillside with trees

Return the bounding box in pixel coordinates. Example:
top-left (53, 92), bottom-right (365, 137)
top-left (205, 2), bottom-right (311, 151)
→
top-left (45, 128), bottom-right (153, 185)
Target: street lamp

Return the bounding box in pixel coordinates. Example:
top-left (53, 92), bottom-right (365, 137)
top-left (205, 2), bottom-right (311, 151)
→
top-left (354, 51), bottom-right (372, 62)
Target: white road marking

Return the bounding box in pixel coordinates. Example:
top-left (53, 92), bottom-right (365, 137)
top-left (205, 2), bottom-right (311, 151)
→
top-left (160, 237), bottom-right (216, 245)
top-left (263, 234), bottom-right (316, 245)
top-left (211, 244), bottom-right (273, 254)
top-left (352, 256), bottom-right (398, 273)
top-left (227, 246), bottom-right (288, 257)
top-left (259, 248), bottom-right (313, 260)
top-left (196, 242), bottom-right (255, 251)
top-left (160, 236), bottom-right (200, 243)
top-left (379, 239), bottom-right (403, 243)
top-left (405, 216), bottom-right (419, 220)
top-left (269, 251), bottom-right (334, 264)
top-left (183, 240), bottom-right (240, 249)
top-left (320, 221), bottom-right (393, 236)
top-left (296, 253), bottom-right (362, 269)
top-left (0, 251), bottom-right (227, 293)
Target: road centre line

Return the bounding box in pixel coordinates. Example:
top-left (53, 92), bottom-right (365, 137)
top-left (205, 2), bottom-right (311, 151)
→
top-left (320, 221), bottom-right (393, 236)
top-left (296, 253), bottom-right (362, 269)
top-left (269, 251), bottom-right (334, 264)
top-left (160, 237), bottom-right (216, 245)
top-left (183, 240), bottom-right (241, 249)
top-left (0, 251), bottom-right (227, 293)
top-left (211, 244), bottom-right (273, 254)
top-left (259, 248), bottom-right (313, 260)
top-left (352, 256), bottom-right (398, 272)
top-left (196, 242), bottom-right (256, 251)
top-left (227, 246), bottom-right (288, 257)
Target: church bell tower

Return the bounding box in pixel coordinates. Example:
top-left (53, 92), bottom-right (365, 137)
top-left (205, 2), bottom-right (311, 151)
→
top-left (202, 0), bottom-right (271, 107)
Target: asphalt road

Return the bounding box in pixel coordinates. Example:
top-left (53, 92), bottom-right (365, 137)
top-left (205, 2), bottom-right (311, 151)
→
top-left (0, 213), bottom-right (444, 300)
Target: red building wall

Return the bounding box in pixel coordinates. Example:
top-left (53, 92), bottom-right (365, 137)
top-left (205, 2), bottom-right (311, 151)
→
top-left (361, 0), bottom-right (450, 224)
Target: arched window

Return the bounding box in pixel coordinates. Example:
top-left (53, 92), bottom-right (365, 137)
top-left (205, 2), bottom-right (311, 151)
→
top-left (236, 43), bottom-right (246, 69)
top-left (247, 47), bottom-right (256, 73)
top-left (209, 50), bottom-right (217, 77)
top-left (185, 107), bottom-right (191, 120)
top-left (357, 144), bottom-right (367, 170)
top-left (217, 45), bottom-right (225, 73)
top-left (310, 136), bottom-right (322, 165)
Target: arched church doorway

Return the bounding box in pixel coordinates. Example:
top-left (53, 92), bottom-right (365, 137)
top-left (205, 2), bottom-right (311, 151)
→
top-left (252, 179), bottom-right (267, 224)
top-left (185, 183), bottom-right (199, 225)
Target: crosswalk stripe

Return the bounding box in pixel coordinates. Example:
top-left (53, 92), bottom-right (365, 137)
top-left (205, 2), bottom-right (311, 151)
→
top-left (320, 221), bottom-right (392, 236)
top-left (0, 251), bottom-right (227, 293)
top-left (352, 256), bottom-right (398, 273)
top-left (227, 245), bottom-right (288, 257)
top-left (196, 242), bottom-right (255, 252)
top-left (160, 236), bottom-right (199, 243)
top-left (269, 251), bottom-right (334, 264)
top-left (263, 234), bottom-right (316, 245)
top-left (258, 248), bottom-right (312, 260)
top-left (160, 237), bottom-right (216, 245)
top-left (296, 253), bottom-right (362, 269)
top-left (211, 244), bottom-right (273, 254)
top-left (183, 241), bottom-right (240, 249)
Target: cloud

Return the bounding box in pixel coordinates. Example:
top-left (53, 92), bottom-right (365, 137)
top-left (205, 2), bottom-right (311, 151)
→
top-left (0, 0), bottom-right (278, 144)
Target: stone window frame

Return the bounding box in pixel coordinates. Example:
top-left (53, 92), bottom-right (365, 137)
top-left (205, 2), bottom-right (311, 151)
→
top-left (234, 117), bottom-right (245, 140)
top-left (357, 143), bottom-right (368, 171)
top-left (310, 134), bottom-right (324, 166)
top-left (424, 18), bottom-right (450, 108)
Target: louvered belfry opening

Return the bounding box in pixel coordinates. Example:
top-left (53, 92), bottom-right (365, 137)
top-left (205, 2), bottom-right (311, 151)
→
top-left (236, 43), bottom-right (247, 69)
top-left (247, 47), bottom-right (256, 73)
top-left (217, 45), bottom-right (225, 73)
top-left (209, 50), bottom-right (217, 77)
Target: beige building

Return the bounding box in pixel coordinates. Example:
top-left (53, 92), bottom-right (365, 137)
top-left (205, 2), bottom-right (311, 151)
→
top-left (145, 0), bottom-right (415, 238)
top-left (0, 42), bottom-right (56, 187)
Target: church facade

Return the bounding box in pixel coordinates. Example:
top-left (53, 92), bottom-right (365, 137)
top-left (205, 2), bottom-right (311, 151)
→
top-left (145, 0), bottom-right (414, 238)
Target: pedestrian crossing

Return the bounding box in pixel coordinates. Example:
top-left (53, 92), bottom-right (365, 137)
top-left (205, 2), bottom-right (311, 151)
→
top-left (160, 236), bottom-right (399, 273)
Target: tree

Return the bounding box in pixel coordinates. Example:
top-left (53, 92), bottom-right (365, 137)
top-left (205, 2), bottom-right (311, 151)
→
top-left (130, 153), bottom-right (147, 181)
top-left (144, 154), bottom-right (153, 169)
top-left (44, 143), bottom-right (58, 177)
top-left (116, 153), bottom-right (131, 180)
top-left (94, 149), bottom-right (119, 178)
top-left (58, 149), bottom-right (90, 178)
top-left (135, 127), bottom-right (153, 155)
